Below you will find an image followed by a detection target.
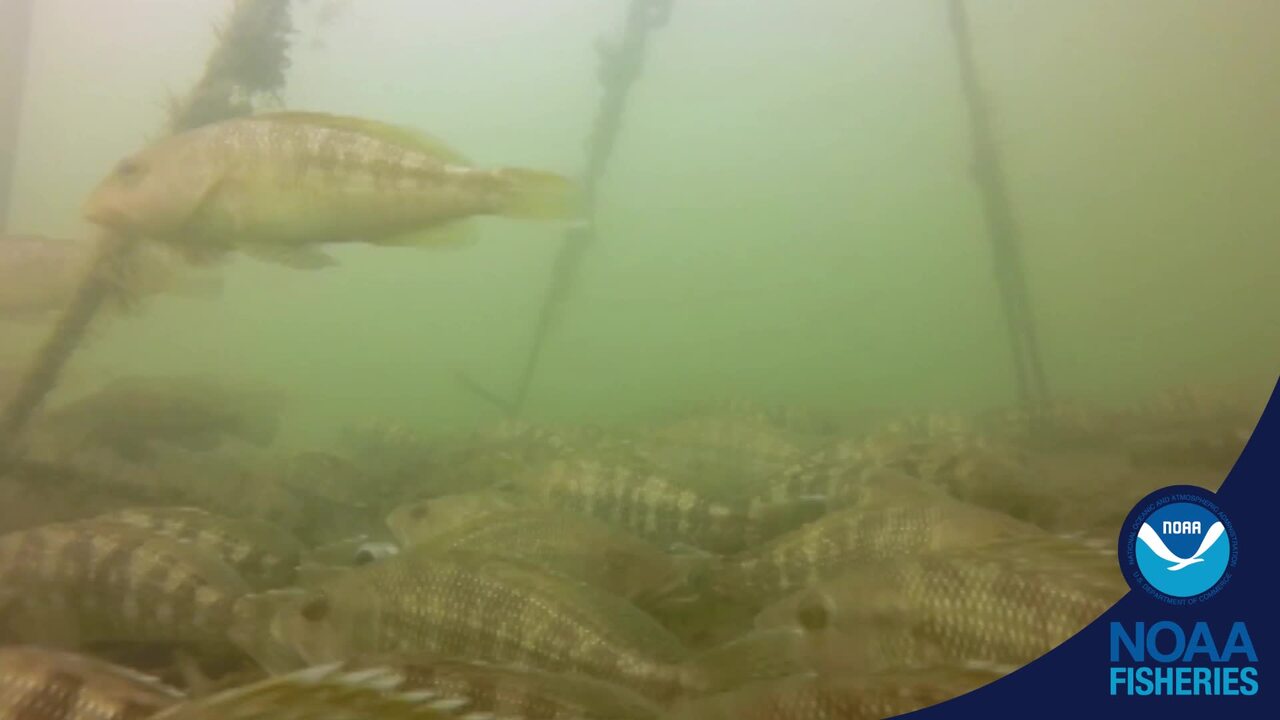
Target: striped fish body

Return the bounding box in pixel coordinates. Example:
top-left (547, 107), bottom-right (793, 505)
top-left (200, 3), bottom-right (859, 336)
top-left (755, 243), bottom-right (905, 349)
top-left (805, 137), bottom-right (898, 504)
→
top-left (391, 507), bottom-right (685, 604)
top-left (513, 459), bottom-right (760, 554)
top-left (714, 492), bottom-right (1042, 601)
top-left (93, 507), bottom-right (302, 590)
top-left (0, 520), bottom-right (251, 653)
top-left (631, 415), bottom-right (805, 496)
top-left (84, 113), bottom-right (573, 267)
top-left (758, 450), bottom-right (936, 508)
top-left (257, 549), bottom-right (692, 702)
top-left (755, 538), bottom-right (1126, 669)
top-left (0, 647), bottom-right (183, 720)
top-left (354, 655), bottom-right (663, 720)
top-left (174, 117), bottom-right (495, 245)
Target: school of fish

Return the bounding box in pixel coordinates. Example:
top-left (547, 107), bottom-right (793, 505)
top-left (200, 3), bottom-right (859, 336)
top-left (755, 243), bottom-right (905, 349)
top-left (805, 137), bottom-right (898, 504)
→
top-left (0, 368), bottom-right (1255, 720)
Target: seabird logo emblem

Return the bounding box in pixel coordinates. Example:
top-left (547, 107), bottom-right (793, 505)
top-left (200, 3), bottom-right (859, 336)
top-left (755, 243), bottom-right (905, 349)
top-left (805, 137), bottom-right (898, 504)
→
top-left (1119, 487), bottom-right (1237, 604)
top-left (1136, 521), bottom-right (1225, 571)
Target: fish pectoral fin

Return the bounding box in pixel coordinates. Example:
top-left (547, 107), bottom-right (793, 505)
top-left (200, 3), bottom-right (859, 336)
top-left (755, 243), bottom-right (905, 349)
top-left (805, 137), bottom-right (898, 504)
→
top-left (241, 245), bottom-right (338, 270)
top-left (373, 220), bottom-right (478, 250)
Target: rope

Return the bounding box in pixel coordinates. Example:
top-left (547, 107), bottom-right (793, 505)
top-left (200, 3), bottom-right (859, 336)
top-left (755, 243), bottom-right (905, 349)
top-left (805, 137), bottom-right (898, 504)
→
top-left (503, 0), bottom-right (674, 416)
top-left (949, 0), bottom-right (1051, 418)
top-left (0, 0), bottom-right (296, 468)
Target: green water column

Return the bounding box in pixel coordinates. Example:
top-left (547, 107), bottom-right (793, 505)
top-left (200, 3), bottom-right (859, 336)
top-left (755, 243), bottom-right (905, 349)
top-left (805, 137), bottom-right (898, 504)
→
top-left (0, 0), bottom-right (35, 232)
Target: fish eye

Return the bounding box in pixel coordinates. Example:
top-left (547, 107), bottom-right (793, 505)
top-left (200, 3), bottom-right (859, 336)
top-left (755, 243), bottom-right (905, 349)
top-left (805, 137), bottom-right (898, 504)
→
top-left (409, 505), bottom-right (429, 521)
top-left (353, 548), bottom-right (375, 565)
top-left (114, 159), bottom-right (145, 180)
top-left (300, 595), bottom-right (330, 622)
top-left (796, 597), bottom-right (829, 631)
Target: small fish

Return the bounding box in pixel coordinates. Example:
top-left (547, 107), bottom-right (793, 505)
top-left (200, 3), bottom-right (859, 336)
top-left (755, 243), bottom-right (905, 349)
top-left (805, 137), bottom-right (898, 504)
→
top-left (386, 503), bottom-right (688, 604)
top-left (754, 537), bottom-right (1125, 669)
top-left (84, 112), bottom-right (577, 269)
top-left (0, 519), bottom-right (251, 655)
top-left (233, 547), bottom-right (695, 702)
top-left (713, 482), bottom-right (1042, 601)
top-left (0, 234), bottom-right (220, 321)
top-left (0, 646), bottom-right (184, 720)
top-left (93, 506), bottom-right (304, 590)
top-left (665, 668), bottom-right (1001, 720)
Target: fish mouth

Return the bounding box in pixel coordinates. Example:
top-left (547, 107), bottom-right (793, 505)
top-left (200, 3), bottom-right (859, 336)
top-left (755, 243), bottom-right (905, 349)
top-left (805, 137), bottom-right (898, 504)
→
top-left (82, 196), bottom-right (131, 228)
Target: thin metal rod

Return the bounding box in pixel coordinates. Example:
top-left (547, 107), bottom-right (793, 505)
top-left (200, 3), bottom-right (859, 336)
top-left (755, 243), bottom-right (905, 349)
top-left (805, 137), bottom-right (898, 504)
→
top-left (0, 0), bottom-right (36, 232)
top-left (949, 0), bottom-right (1050, 415)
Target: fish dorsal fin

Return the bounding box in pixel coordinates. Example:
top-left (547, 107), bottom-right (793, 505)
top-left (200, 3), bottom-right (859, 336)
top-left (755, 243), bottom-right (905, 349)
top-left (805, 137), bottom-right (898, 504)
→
top-left (253, 111), bottom-right (471, 165)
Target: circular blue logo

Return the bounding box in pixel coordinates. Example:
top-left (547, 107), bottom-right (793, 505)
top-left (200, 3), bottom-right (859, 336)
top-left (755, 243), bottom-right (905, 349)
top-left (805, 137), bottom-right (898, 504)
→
top-left (1119, 486), bottom-right (1237, 605)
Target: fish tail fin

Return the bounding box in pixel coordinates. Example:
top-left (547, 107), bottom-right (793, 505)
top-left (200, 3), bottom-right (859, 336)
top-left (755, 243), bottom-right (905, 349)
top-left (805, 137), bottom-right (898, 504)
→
top-left (495, 168), bottom-right (579, 220)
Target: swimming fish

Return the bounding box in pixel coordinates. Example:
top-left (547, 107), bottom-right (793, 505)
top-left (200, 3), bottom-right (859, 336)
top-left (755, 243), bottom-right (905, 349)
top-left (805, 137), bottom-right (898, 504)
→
top-left (84, 112), bottom-right (576, 269)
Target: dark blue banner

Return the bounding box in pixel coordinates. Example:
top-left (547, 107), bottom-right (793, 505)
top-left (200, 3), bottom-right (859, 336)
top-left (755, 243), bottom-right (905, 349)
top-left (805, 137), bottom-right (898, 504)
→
top-left (903, 379), bottom-right (1278, 718)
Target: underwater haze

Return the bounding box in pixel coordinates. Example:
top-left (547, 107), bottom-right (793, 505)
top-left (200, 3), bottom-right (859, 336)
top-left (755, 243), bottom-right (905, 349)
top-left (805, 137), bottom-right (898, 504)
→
top-left (7, 0), bottom-right (1279, 441)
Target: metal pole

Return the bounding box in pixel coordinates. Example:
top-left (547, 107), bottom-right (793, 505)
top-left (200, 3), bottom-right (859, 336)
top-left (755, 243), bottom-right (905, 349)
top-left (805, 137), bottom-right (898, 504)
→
top-left (949, 0), bottom-right (1051, 416)
top-left (0, 0), bottom-right (36, 232)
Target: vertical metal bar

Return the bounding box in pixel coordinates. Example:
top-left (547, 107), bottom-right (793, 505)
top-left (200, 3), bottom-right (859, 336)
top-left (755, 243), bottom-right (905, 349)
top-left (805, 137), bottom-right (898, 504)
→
top-left (949, 0), bottom-right (1051, 416)
top-left (0, 0), bottom-right (36, 232)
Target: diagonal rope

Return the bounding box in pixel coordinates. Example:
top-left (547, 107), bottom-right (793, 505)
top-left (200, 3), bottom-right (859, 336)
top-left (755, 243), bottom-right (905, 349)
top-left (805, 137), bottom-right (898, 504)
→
top-left (503, 0), bottom-right (674, 416)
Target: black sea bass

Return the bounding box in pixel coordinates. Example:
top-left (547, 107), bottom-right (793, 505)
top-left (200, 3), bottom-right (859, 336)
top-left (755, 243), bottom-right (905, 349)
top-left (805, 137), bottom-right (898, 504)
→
top-left (84, 112), bottom-right (576, 268)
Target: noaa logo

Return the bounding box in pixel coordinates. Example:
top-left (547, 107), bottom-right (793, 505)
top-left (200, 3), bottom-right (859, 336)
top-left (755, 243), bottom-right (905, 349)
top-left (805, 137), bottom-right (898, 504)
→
top-left (1119, 486), bottom-right (1237, 605)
